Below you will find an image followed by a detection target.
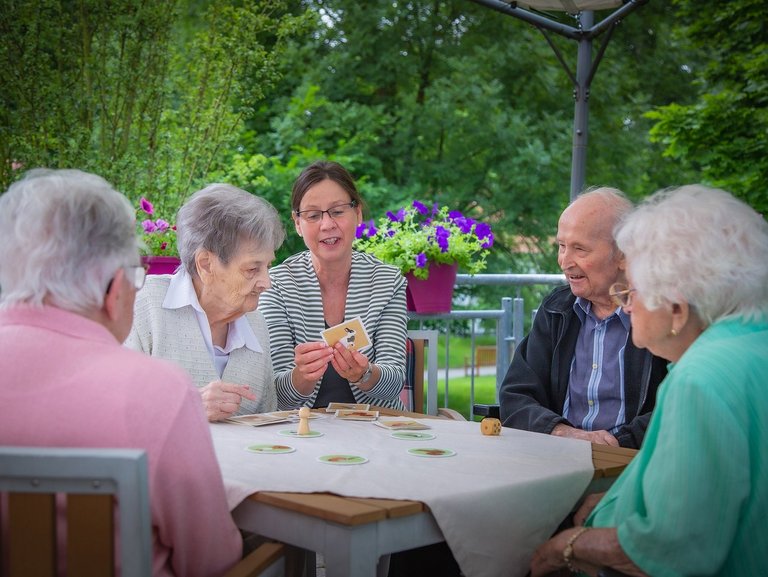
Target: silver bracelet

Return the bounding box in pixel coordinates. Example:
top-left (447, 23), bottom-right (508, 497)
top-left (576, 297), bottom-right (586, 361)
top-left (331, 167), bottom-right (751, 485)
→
top-left (349, 362), bottom-right (373, 386)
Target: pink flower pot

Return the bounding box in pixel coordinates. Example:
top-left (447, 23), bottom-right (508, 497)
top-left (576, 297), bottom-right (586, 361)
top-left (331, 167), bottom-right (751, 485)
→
top-left (405, 262), bottom-right (458, 313)
top-left (141, 255), bottom-right (181, 275)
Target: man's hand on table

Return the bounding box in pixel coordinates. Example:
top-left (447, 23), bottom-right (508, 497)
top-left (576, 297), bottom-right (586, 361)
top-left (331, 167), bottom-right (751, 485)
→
top-left (551, 423), bottom-right (619, 447)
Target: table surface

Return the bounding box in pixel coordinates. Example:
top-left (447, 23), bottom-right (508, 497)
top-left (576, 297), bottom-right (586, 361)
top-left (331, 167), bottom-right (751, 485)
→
top-left (247, 443), bottom-right (636, 527)
top-left (215, 407), bottom-right (636, 577)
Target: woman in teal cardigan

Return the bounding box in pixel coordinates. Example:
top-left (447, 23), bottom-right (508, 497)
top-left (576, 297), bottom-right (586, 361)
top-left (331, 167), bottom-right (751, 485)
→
top-left (530, 185), bottom-right (768, 577)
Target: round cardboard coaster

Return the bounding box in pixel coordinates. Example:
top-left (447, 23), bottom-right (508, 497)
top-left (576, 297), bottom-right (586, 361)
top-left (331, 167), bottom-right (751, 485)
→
top-left (317, 454), bottom-right (368, 465)
top-left (245, 444), bottom-right (296, 454)
top-left (407, 447), bottom-right (456, 458)
top-left (278, 430), bottom-right (324, 438)
top-left (390, 431), bottom-right (436, 441)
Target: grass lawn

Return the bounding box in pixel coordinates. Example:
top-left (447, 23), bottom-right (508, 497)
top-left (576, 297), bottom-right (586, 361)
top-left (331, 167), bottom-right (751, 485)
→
top-left (422, 374), bottom-right (499, 421)
top-left (408, 334), bottom-right (504, 420)
top-left (436, 334), bottom-right (498, 368)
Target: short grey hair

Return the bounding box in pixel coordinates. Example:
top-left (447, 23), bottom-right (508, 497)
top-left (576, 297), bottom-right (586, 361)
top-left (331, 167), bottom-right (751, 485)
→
top-left (615, 184), bottom-right (768, 326)
top-left (0, 168), bottom-right (139, 312)
top-left (176, 183), bottom-right (285, 275)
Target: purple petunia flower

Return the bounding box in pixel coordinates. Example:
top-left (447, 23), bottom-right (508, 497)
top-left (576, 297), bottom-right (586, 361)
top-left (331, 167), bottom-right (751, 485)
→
top-left (474, 222), bottom-right (492, 240)
top-left (386, 208), bottom-right (406, 223)
top-left (415, 253), bottom-right (427, 268)
top-left (387, 229), bottom-right (396, 237)
top-left (367, 219), bottom-right (377, 236)
top-left (481, 233), bottom-right (495, 249)
top-left (139, 197), bottom-right (154, 215)
top-left (154, 219), bottom-right (170, 232)
top-left (435, 225), bottom-right (451, 253)
top-left (355, 222), bottom-right (367, 239)
top-left (142, 219), bottom-right (157, 233)
top-left (413, 201), bottom-right (429, 215)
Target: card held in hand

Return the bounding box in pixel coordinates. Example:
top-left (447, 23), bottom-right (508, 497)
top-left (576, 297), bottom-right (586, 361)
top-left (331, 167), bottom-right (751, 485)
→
top-left (321, 316), bottom-right (371, 351)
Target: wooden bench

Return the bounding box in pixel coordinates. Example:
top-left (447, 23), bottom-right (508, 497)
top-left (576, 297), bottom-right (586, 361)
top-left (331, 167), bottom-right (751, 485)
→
top-left (464, 345), bottom-right (497, 375)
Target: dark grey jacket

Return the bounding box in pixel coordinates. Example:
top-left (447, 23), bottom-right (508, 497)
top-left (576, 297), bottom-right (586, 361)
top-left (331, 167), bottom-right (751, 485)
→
top-left (499, 285), bottom-right (667, 449)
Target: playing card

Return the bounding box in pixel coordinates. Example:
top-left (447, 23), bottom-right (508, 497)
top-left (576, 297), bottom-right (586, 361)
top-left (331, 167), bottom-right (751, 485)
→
top-left (321, 316), bottom-right (371, 350)
top-left (269, 410), bottom-right (324, 420)
top-left (373, 418), bottom-right (431, 430)
top-left (325, 402), bottom-right (370, 413)
top-left (225, 414), bottom-right (289, 427)
top-left (334, 409), bottom-right (379, 421)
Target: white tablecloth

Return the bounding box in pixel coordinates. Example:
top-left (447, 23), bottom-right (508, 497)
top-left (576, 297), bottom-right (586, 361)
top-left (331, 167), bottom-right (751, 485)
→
top-left (210, 416), bottom-right (593, 577)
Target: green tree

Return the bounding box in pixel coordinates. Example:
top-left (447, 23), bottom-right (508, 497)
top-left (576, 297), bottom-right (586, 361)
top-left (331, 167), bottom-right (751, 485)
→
top-left (645, 0), bottom-right (768, 213)
top-left (237, 0), bottom-right (701, 280)
top-left (0, 0), bottom-right (310, 215)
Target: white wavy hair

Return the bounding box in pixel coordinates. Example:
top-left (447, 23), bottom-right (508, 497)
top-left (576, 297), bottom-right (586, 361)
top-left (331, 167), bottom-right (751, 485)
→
top-left (0, 168), bottom-right (139, 312)
top-left (615, 184), bottom-right (768, 326)
top-left (176, 183), bottom-right (285, 276)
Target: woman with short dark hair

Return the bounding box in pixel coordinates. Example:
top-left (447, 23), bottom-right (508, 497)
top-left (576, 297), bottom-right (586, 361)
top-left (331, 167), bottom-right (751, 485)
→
top-left (260, 160), bottom-right (408, 410)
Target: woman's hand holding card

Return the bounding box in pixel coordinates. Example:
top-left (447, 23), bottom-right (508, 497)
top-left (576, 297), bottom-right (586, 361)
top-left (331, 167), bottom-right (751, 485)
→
top-left (330, 344), bottom-right (370, 387)
top-left (292, 341), bottom-right (333, 394)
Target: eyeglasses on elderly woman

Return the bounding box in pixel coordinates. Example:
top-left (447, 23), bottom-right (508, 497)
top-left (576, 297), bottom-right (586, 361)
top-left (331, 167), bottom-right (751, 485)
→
top-left (106, 265), bottom-right (148, 294)
top-left (609, 283), bottom-right (636, 308)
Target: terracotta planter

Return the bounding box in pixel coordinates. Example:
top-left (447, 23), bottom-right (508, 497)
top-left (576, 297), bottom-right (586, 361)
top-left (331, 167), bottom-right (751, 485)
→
top-left (141, 255), bottom-right (181, 275)
top-left (405, 262), bottom-right (458, 313)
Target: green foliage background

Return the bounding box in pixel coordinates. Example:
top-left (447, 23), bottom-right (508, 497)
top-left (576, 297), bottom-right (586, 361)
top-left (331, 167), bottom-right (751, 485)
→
top-left (2, 0), bottom-right (766, 309)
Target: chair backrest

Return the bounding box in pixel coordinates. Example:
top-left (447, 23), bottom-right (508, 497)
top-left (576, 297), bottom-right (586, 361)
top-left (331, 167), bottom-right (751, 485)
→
top-left (404, 329), bottom-right (439, 415)
top-left (0, 446), bottom-right (152, 577)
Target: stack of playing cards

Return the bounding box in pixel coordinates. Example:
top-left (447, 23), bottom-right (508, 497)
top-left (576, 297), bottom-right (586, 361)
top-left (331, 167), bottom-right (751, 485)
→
top-left (334, 409), bottom-right (379, 421)
top-left (226, 414), bottom-right (290, 427)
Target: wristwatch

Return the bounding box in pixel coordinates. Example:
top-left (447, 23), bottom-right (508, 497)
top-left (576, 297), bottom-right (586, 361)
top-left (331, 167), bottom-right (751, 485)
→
top-left (349, 363), bottom-right (373, 386)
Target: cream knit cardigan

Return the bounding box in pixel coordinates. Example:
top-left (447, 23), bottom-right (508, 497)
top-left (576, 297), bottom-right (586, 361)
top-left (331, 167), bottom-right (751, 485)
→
top-left (125, 275), bottom-right (277, 414)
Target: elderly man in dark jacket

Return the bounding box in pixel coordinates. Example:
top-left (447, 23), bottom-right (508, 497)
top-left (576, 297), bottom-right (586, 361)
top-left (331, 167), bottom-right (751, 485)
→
top-left (500, 188), bottom-right (666, 449)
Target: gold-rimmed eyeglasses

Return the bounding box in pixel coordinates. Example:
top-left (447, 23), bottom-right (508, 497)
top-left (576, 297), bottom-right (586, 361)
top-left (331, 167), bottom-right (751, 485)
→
top-left (609, 283), bottom-right (636, 308)
top-left (295, 201), bottom-right (358, 224)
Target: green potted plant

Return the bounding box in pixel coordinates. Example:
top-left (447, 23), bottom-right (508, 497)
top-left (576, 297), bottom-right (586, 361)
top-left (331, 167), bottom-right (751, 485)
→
top-left (137, 197), bottom-right (179, 274)
top-left (354, 200), bottom-right (493, 312)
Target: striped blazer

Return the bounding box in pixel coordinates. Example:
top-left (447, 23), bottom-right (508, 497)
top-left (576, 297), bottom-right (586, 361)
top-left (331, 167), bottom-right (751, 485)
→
top-left (259, 250), bottom-right (407, 410)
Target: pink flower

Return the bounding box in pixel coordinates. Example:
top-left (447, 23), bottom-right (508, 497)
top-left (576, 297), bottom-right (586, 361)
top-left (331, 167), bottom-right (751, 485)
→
top-left (139, 197), bottom-right (154, 215)
top-left (154, 219), bottom-right (169, 232)
top-left (141, 219), bottom-right (157, 233)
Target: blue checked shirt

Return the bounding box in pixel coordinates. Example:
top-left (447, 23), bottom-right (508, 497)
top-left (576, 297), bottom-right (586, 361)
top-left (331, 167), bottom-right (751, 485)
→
top-left (563, 297), bottom-right (631, 433)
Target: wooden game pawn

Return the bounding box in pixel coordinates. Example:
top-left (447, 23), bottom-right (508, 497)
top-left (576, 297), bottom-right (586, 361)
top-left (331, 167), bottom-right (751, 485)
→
top-left (297, 407), bottom-right (311, 435)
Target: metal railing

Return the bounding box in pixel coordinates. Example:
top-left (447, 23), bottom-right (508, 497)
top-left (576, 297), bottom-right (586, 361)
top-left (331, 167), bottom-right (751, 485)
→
top-left (408, 273), bottom-right (566, 418)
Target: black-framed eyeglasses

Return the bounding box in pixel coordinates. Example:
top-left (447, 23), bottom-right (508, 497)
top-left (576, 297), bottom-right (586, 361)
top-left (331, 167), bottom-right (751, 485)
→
top-left (294, 201), bottom-right (358, 224)
top-left (609, 283), bottom-right (636, 308)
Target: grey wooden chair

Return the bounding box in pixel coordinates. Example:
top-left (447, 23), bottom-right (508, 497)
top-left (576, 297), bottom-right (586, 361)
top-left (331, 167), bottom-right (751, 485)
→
top-left (0, 446), bottom-right (284, 577)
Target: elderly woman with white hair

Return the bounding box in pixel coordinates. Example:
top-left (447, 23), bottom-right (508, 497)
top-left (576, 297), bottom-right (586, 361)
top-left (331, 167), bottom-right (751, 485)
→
top-left (530, 185), bottom-right (768, 577)
top-left (0, 169), bottom-right (242, 576)
top-left (126, 184), bottom-right (285, 422)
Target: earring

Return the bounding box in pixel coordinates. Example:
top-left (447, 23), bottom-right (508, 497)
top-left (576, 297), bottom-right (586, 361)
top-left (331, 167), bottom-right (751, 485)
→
top-left (670, 328), bottom-right (678, 337)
